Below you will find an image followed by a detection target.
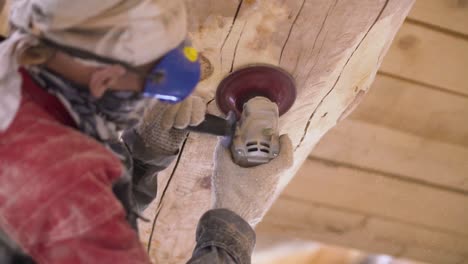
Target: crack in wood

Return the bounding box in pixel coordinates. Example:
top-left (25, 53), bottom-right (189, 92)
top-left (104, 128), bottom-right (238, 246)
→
top-left (142, 0), bottom-right (418, 261)
top-left (220, 0), bottom-right (244, 69)
top-left (146, 136), bottom-right (190, 252)
top-left (293, 0), bottom-right (336, 150)
top-left (145, 95), bottom-right (220, 252)
top-left (304, 30), bottom-right (330, 82)
top-left (292, 0), bottom-right (335, 75)
top-left (295, 0), bottom-right (390, 151)
top-left (279, 0), bottom-right (307, 65)
top-left (230, 21), bottom-right (247, 73)
top-left (302, 0), bottom-right (336, 77)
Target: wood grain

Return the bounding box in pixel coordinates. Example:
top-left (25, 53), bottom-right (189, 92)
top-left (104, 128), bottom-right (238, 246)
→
top-left (0, 0), bottom-right (8, 36)
top-left (311, 119), bottom-right (468, 192)
top-left (144, 0), bottom-right (414, 262)
top-left (380, 22), bottom-right (468, 96)
top-left (351, 74), bottom-right (468, 148)
top-left (283, 158), bottom-right (468, 236)
top-left (258, 197), bottom-right (468, 264)
top-left (408, 0), bottom-right (468, 36)
top-left (254, 244), bottom-right (366, 264)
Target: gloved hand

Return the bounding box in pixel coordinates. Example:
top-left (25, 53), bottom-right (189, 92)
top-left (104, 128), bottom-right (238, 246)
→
top-left (212, 135), bottom-right (294, 227)
top-left (136, 95), bottom-right (206, 155)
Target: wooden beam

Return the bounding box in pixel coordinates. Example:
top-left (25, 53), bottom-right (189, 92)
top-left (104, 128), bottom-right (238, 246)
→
top-left (380, 22), bottom-right (468, 96)
top-left (142, 0), bottom-right (414, 262)
top-left (311, 119), bottom-right (468, 192)
top-left (283, 158), bottom-right (468, 236)
top-left (407, 0), bottom-right (468, 36)
top-left (253, 243), bottom-right (367, 264)
top-left (351, 74), bottom-right (468, 148)
top-left (258, 198), bottom-right (468, 264)
top-left (0, 0), bottom-right (9, 36)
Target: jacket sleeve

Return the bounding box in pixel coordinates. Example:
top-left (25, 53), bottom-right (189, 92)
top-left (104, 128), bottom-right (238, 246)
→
top-left (0, 102), bottom-right (153, 264)
top-left (121, 128), bottom-right (179, 211)
top-left (34, 211), bottom-right (151, 264)
top-left (187, 209), bottom-right (256, 264)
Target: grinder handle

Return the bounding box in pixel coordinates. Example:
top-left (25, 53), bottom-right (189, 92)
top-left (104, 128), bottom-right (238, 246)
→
top-left (187, 114), bottom-right (235, 137)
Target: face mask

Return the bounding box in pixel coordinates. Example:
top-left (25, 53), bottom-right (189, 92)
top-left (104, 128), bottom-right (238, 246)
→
top-left (28, 66), bottom-right (149, 143)
top-left (39, 38), bottom-right (201, 104)
top-left (28, 39), bottom-right (201, 141)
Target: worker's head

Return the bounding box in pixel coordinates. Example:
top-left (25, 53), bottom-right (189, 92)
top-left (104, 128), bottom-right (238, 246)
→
top-left (9, 0), bottom-right (200, 101)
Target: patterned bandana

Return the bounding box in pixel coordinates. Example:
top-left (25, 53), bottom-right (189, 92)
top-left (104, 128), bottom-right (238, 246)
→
top-left (27, 67), bottom-right (151, 142)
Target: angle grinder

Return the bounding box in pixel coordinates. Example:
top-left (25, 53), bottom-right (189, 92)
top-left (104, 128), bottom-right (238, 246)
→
top-left (188, 65), bottom-right (296, 167)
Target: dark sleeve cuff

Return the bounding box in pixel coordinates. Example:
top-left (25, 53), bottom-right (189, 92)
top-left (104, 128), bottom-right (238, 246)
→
top-left (194, 209), bottom-right (256, 264)
top-left (121, 128), bottom-right (178, 165)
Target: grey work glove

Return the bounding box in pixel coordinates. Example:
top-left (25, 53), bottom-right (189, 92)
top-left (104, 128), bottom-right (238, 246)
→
top-left (136, 95), bottom-right (206, 155)
top-left (212, 135), bottom-right (294, 227)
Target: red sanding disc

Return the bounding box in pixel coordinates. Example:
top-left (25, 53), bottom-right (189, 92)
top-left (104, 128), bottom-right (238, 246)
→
top-left (216, 65), bottom-right (296, 118)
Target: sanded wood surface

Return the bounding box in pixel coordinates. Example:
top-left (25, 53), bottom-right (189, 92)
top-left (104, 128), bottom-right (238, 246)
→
top-left (142, 0), bottom-right (414, 263)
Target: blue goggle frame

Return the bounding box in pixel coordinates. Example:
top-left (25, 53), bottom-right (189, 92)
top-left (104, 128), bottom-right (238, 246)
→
top-left (143, 41), bottom-right (201, 103)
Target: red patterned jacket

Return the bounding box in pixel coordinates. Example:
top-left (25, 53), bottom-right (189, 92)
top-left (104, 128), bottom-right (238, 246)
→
top-left (0, 71), bottom-right (151, 264)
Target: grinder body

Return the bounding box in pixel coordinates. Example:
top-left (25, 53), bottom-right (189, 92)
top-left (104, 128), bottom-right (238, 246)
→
top-left (231, 97), bottom-right (280, 167)
top-left (188, 65), bottom-right (296, 167)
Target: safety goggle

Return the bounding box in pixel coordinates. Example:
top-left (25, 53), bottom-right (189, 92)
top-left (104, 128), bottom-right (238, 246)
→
top-left (39, 38), bottom-right (201, 104)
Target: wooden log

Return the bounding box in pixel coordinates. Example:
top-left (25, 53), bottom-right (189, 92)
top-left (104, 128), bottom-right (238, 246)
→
top-left (311, 119), bottom-right (468, 192)
top-left (283, 158), bottom-right (468, 236)
top-left (0, 0), bottom-right (8, 36)
top-left (380, 22), bottom-right (468, 96)
top-left (351, 74), bottom-right (468, 148)
top-left (142, 1), bottom-right (414, 262)
top-left (258, 198), bottom-right (468, 264)
top-left (408, 0), bottom-right (468, 36)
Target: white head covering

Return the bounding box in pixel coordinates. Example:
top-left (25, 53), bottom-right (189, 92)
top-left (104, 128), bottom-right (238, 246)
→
top-left (0, 0), bottom-right (187, 131)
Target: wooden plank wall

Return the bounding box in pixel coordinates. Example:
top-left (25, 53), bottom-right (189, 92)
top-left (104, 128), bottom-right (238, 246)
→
top-left (257, 1), bottom-right (468, 264)
top-left (254, 242), bottom-right (424, 264)
top-left (0, 0), bottom-right (8, 35)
